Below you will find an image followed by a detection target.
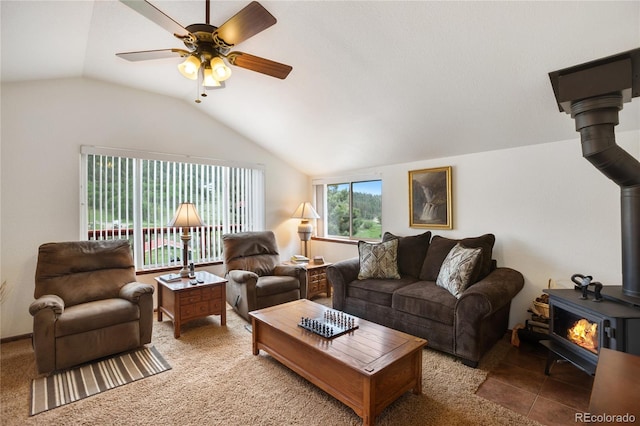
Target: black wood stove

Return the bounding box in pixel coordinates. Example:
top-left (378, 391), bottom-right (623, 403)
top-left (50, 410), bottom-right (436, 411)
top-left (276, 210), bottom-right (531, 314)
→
top-left (542, 287), bottom-right (640, 375)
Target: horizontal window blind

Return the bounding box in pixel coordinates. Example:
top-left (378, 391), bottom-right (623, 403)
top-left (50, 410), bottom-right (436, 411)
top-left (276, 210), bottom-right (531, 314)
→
top-left (81, 146), bottom-right (264, 271)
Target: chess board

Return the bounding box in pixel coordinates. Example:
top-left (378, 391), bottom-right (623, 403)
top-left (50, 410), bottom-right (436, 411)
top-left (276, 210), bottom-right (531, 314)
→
top-left (298, 309), bottom-right (359, 339)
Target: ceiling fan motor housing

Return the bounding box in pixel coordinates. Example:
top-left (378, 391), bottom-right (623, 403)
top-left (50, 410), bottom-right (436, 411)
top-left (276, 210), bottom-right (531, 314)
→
top-left (183, 24), bottom-right (229, 61)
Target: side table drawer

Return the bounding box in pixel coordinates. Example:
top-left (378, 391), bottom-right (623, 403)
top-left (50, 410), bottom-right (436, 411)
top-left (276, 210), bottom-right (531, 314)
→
top-left (306, 265), bottom-right (330, 299)
top-left (182, 301), bottom-right (210, 320)
top-left (308, 279), bottom-right (323, 293)
top-left (309, 268), bottom-right (327, 285)
top-left (180, 288), bottom-right (202, 305)
top-left (201, 286), bottom-right (222, 300)
top-left (209, 299), bottom-right (222, 314)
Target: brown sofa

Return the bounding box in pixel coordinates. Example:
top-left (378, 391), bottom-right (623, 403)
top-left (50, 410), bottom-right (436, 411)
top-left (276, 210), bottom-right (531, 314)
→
top-left (327, 232), bottom-right (524, 367)
top-left (29, 240), bottom-right (154, 374)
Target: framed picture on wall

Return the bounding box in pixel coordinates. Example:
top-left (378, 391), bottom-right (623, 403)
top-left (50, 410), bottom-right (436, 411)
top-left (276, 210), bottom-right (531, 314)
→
top-left (409, 166), bottom-right (452, 229)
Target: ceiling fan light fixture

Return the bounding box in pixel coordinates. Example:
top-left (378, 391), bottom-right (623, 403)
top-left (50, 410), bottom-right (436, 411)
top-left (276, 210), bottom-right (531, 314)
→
top-left (178, 55), bottom-right (201, 80)
top-left (210, 57), bottom-right (232, 81)
top-left (203, 66), bottom-right (221, 87)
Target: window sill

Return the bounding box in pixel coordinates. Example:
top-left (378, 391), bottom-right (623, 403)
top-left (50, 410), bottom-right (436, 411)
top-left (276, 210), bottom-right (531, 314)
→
top-left (135, 260), bottom-right (223, 276)
top-left (311, 236), bottom-right (358, 245)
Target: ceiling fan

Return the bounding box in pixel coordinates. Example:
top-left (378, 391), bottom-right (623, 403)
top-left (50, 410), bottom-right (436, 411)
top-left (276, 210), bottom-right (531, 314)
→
top-left (116, 0), bottom-right (292, 101)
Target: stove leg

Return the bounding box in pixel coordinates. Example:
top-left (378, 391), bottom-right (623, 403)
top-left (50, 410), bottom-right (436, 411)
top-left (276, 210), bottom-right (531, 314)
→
top-left (545, 351), bottom-right (557, 375)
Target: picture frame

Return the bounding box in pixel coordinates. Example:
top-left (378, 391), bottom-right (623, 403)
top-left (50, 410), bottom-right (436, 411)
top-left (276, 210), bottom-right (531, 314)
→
top-left (409, 166), bottom-right (452, 229)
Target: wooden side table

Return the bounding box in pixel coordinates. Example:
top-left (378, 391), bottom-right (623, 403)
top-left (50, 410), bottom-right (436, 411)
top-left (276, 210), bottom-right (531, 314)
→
top-left (285, 260), bottom-right (332, 299)
top-left (155, 271), bottom-right (227, 338)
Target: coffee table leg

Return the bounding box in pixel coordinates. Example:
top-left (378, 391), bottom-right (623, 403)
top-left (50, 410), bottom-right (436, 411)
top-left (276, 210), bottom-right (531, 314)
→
top-left (363, 377), bottom-right (375, 426)
top-left (251, 318), bottom-right (259, 355)
top-left (413, 351), bottom-right (423, 394)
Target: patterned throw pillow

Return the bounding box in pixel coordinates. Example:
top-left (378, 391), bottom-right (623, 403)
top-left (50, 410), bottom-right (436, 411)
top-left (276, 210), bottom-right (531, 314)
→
top-left (358, 239), bottom-right (401, 280)
top-left (436, 243), bottom-right (482, 298)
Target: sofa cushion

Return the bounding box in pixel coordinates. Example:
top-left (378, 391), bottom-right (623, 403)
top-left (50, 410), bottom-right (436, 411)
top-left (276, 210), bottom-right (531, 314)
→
top-left (436, 243), bottom-right (482, 298)
top-left (419, 234), bottom-right (496, 282)
top-left (382, 231), bottom-right (431, 278)
top-left (358, 239), bottom-right (401, 280)
top-left (348, 277), bottom-right (417, 307)
top-left (392, 281), bottom-right (456, 326)
top-left (256, 275), bottom-right (301, 297)
top-left (55, 298), bottom-right (139, 337)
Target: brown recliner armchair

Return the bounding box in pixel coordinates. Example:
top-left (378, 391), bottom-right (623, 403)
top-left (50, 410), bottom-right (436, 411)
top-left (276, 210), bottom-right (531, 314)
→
top-left (29, 240), bottom-right (154, 374)
top-left (222, 231), bottom-right (307, 321)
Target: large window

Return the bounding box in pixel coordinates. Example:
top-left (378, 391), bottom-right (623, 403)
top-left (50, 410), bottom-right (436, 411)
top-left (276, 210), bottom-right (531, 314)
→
top-left (81, 146), bottom-right (264, 271)
top-left (315, 179), bottom-right (382, 240)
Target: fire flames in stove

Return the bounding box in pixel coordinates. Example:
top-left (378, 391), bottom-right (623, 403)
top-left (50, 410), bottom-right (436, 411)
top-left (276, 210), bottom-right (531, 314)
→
top-left (567, 318), bottom-right (598, 354)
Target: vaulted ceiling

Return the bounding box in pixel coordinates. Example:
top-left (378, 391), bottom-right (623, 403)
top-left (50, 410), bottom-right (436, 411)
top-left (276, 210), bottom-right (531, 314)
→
top-left (2, 1), bottom-right (639, 175)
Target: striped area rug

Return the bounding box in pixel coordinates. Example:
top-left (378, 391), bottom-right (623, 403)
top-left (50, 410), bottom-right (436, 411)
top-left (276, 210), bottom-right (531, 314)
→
top-left (30, 346), bottom-right (171, 416)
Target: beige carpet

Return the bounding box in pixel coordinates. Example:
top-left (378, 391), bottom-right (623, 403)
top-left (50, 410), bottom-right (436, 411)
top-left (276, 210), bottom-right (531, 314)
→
top-left (1, 300), bottom-right (540, 425)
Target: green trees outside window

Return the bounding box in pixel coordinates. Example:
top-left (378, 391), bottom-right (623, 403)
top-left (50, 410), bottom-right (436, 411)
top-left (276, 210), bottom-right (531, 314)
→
top-left (327, 180), bottom-right (382, 240)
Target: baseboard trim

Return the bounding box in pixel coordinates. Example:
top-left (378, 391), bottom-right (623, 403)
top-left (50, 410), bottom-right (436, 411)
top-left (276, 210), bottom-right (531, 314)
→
top-left (1, 333), bottom-right (32, 344)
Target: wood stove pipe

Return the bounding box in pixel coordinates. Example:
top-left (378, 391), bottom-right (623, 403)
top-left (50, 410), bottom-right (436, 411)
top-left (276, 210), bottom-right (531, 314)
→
top-left (569, 95), bottom-right (640, 297)
top-left (549, 48), bottom-right (640, 298)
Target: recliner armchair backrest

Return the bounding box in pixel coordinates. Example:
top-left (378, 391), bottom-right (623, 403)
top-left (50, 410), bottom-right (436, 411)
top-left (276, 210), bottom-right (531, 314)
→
top-left (222, 231), bottom-right (280, 276)
top-left (35, 240), bottom-right (136, 307)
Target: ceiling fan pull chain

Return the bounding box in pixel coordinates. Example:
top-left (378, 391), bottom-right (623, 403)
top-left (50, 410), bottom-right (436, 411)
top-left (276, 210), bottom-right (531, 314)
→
top-left (200, 66), bottom-right (208, 99)
top-left (195, 73), bottom-right (202, 104)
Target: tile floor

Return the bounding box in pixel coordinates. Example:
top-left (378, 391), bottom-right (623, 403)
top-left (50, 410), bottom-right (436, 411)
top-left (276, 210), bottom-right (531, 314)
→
top-left (476, 338), bottom-right (594, 426)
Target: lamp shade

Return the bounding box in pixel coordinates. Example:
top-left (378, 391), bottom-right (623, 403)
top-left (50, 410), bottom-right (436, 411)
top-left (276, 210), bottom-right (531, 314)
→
top-left (210, 57), bottom-right (232, 82)
top-left (168, 203), bottom-right (204, 228)
top-left (203, 67), bottom-right (221, 87)
top-left (177, 55), bottom-right (201, 80)
top-left (291, 202), bottom-right (320, 220)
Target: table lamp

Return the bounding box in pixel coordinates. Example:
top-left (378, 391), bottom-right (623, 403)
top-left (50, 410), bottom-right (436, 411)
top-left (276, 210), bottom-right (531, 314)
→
top-left (168, 202), bottom-right (204, 277)
top-left (291, 202), bottom-right (320, 258)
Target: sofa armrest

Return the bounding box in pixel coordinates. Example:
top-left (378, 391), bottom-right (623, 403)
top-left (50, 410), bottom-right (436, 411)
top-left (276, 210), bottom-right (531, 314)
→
top-left (454, 267), bottom-right (524, 363)
top-left (228, 269), bottom-right (259, 284)
top-left (457, 267), bottom-right (524, 317)
top-left (29, 295), bottom-right (65, 373)
top-left (274, 264), bottom-right (302, 277)
top-left (29, 294), bottom-right (65, 317)
top-left (326, 258), bottom-right (360, 310)
top-left (274, 264), bottom-right (308, 298)
top-left (119, 282), bottom-right (154, 344)
top-left (119, 282), bottom-right (154, 303)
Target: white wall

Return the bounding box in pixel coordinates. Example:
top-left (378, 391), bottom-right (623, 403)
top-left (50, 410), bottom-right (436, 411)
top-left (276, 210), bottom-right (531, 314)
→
top-left (0, 78), bottom-right (309, 339)
top-left (2, 77), bottom-right (639, 338)
top-left (312, 130), bottom-right (640, 328)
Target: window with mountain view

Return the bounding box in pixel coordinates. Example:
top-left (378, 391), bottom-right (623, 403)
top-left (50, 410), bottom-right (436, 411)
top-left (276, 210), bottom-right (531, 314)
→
top-left (325, 180), bottom-right (382, 240)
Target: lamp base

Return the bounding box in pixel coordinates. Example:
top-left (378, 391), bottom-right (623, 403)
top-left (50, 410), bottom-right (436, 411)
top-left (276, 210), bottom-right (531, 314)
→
top-left (297, 222), bottom-right (313, 240)
top-left (297, 221), bottom-right (313, 258)
top-left (180, 232), bottom-right (191, 277)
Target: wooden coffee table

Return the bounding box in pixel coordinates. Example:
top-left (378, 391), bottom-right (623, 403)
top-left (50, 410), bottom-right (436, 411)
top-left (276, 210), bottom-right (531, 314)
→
top-left (249, 299), bottom-right (426, 426)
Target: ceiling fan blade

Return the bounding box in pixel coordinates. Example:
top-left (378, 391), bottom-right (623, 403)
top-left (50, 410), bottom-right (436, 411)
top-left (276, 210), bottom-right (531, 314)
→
top-left (214, 1), bottom-right (277, 48)
top-left (226, 52), bottom-right (292, 79)
top-left (116, 49), bottom-right (189, 62)
top-left (119, 0), bottom-right (191, 39)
